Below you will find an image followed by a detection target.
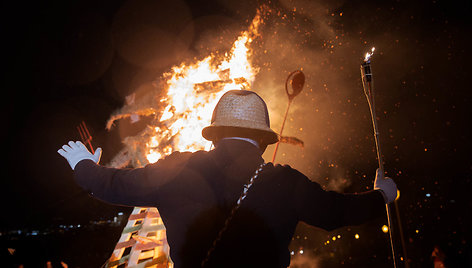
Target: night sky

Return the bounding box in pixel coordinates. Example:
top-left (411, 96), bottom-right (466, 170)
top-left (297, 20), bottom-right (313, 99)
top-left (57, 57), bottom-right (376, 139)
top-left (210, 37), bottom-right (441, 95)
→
top-left (2, 0), bottom-right (471, 267)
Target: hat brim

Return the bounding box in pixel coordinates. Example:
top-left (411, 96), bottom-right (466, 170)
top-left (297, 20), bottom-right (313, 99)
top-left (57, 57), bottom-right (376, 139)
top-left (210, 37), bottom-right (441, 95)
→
top-left (202, 125), bottom-right (279, 145)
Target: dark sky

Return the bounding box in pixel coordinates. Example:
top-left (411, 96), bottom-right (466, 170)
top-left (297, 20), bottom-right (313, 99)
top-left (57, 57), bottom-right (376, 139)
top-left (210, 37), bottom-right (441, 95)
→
top-left (2, 0), bottom-right (471, 267)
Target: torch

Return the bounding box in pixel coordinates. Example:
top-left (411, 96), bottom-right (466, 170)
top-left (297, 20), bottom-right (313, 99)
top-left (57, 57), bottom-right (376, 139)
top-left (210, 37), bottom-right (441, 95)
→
top-left (361, 48), bottom-right (401, 268)
top-left (271, 70), bottom-right (305, 162)
top-left (360, 48), bottom-right (384, 172)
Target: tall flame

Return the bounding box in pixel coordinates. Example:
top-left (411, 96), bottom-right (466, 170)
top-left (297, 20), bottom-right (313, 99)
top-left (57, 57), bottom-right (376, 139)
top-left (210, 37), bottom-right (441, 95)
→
top-left (143, 11), bottom-right (263, 164)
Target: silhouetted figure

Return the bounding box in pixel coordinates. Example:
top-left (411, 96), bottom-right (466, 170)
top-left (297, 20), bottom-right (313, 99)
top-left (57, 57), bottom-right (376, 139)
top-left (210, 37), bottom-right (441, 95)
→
top-left (59, 90), bottom-right (398, 267)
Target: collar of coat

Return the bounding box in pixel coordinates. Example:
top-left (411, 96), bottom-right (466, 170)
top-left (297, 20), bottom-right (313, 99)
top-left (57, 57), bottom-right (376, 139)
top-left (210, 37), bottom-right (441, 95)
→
top-left (220, 137), bottom-right (259, 148)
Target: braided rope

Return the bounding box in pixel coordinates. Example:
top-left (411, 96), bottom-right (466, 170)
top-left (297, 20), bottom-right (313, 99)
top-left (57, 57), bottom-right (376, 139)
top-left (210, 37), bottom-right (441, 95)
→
top-left (201, 162), bottom-right (267, 267)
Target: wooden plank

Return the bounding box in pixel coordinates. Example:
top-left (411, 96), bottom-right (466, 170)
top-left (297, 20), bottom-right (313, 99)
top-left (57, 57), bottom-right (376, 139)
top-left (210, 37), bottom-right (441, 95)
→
top-left (123, 224), bottom-right (144, 234)
top-left (135, 241), bottom-right (162, 251)
top-left (114, 239), bottom-right (136, 250)
top-left (129, 210), bottom-right (160, 220)
top-left (139, 249), bottom-right (155, 260)
top-left (142, 224), bottom-right (166, 233)
top-left (129, 212), bottom-right (147, 220)
top-left (107, 254), bottom-right (129, 267)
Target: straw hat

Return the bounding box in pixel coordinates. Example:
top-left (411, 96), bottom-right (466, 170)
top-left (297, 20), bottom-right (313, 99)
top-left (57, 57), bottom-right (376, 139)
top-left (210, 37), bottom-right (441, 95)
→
top-left (202, 90), bottom-right (279, 145)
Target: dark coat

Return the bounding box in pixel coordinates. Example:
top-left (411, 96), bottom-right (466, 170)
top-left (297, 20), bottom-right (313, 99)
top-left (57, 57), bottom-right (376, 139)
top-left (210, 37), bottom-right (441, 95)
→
top-left (74, 139), bottom-right (385, 267)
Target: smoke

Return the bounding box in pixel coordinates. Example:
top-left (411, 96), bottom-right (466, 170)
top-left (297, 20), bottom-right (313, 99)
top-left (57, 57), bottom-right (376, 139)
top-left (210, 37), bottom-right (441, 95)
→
top-left (289, 251), bottom-right (321, 268)
top-left (232, 0), bottom-right (373, 192)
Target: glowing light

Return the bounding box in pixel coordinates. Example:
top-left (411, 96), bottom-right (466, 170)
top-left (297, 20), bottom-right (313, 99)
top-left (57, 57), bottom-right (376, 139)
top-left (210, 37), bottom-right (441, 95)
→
top-left (415, 229), bottom-right (419, 233)
top-left (354, 234), bottom-right (360, 239)
top-left (382, 225), bottom-right (389, 233)
top-left (299, 249), bottom-right (304, 254)
top-left (146, 150), bottom-right (162, 164)
top-left (332, 236), bottom-right (336, 241)
top-left (138, 8), bottom-right (264, 164)
top-left (426, 193), bottom-right (431, 197)
top-left (364, 47), bottom-right (375, 62)
top-left (337, 235), bottom-right (341, 239)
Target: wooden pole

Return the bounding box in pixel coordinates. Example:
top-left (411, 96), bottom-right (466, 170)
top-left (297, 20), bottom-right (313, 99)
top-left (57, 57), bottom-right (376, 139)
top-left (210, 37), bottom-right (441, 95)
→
top-left (272, 70), bottom-right (305, 163)
top-left (361, 62), bottom-right (397, 268)
top-left (271, 99), bottom-right (292, 162)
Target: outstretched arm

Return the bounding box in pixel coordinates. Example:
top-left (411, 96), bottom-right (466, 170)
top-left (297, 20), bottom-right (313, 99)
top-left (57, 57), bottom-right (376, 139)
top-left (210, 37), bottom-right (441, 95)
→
top-left (58, 141), bottom-right (188, 207)
top-left (293, 169), bottom-right (397, 231)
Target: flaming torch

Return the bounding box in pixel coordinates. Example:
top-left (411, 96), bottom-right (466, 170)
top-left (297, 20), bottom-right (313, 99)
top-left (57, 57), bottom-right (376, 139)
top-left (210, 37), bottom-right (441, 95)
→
top-left (361, 48), bottom-right (410, 268)
top-left (360, 48), bottom-right (383, 171)
top-left (360, 47), bottom-right (399, 268)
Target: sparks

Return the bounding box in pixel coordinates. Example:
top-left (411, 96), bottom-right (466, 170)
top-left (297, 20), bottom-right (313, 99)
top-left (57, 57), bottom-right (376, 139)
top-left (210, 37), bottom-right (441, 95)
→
top-left (364, 47), bottom-right (375, 62)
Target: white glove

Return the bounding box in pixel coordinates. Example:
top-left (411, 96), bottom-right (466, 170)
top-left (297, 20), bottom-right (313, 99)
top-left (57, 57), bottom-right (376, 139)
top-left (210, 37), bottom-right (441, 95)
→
top-left (374, 169), bottom-right (398, 204)
top-left (57, 141), bottom-right (102, 170)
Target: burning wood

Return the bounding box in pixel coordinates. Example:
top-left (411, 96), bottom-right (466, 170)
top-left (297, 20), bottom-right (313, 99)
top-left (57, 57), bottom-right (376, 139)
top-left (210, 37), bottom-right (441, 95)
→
top-left (107, 8), bottom-right (267, 166)
top-left (106, 108), bottom-right (158, 130)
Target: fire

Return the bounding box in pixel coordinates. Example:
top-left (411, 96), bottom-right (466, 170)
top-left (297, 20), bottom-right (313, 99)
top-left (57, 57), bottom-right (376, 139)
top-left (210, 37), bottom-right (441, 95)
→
top-left (364, 47), bottom-right (375, 62)
top-left (142, 10), bottom-right (264, 163)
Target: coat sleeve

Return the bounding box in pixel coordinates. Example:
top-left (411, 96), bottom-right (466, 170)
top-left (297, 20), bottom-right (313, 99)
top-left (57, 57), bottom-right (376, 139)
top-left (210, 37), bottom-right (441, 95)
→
top-left (290, 168), bottom-right (386, 231)
top-left (73, 152), bottom-right (192, 207)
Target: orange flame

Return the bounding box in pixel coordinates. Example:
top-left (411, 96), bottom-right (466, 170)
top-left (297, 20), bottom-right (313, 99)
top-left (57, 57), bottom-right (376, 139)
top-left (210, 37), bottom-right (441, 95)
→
top-left (145, 10), bottom-right (264, 164)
